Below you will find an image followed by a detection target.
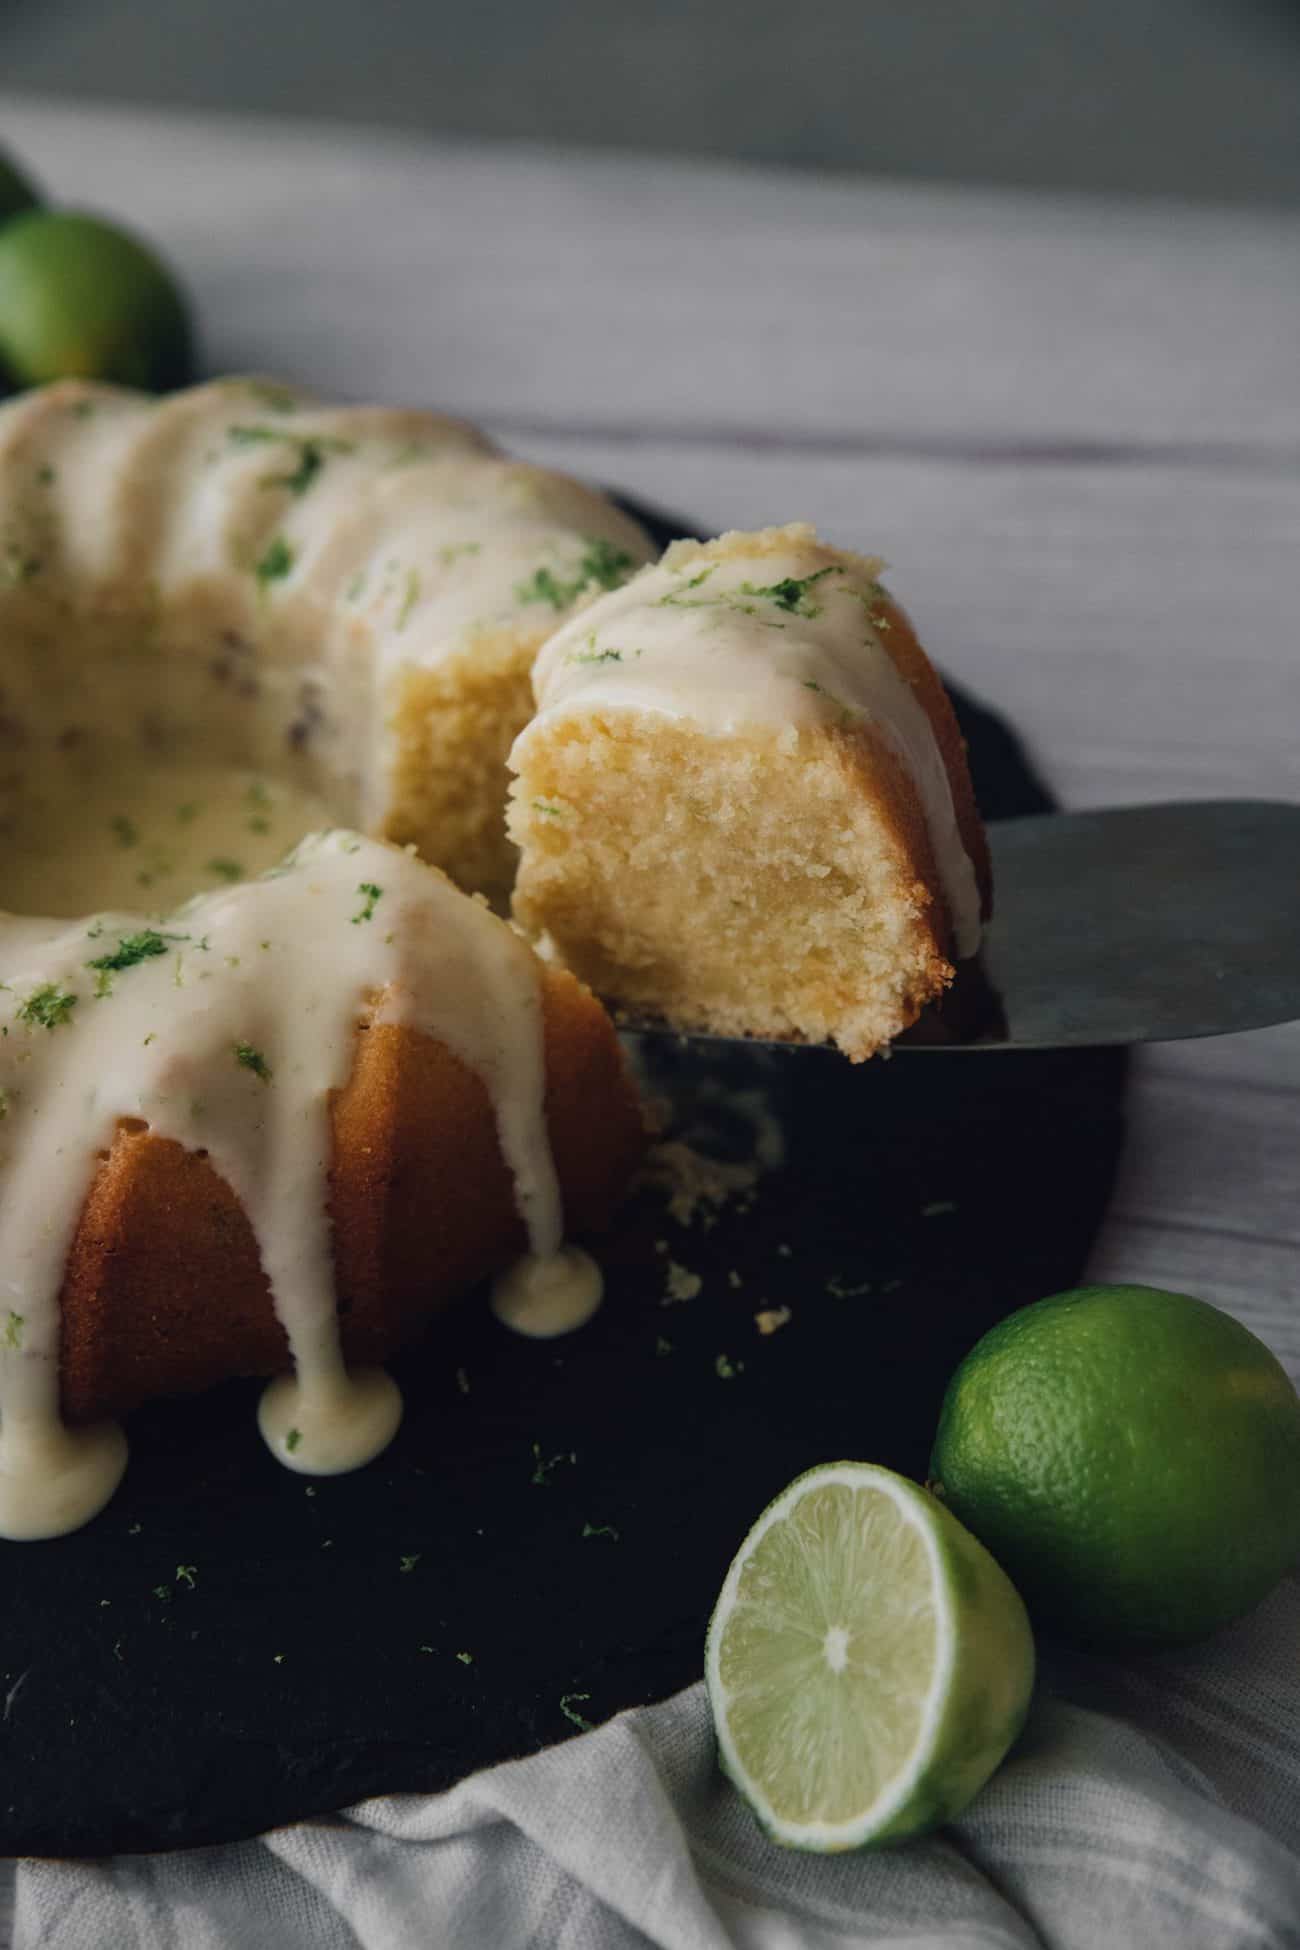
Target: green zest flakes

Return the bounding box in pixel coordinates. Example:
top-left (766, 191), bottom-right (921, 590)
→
top-left (579, 537), bottom-right (636, 590)
top-left (655, 565), bottom-right (717, 607)
top-left (396, 567), bottom-right (421, 629)
top-left (234, 1041), bottom-right (272, 1084)
top-left (531, 799), bottom-right (568, 822)
top-left (517, 566), bottom-right (571, 611)
top-left (559, 1693), bottom-right (595, 1732)
top-left (207, 858), bottom-right (245, 883)
top-left (351, 882), bottom-right (383, 924)
top-left (18, 984), bottom-right (77, 1030)
top-left (3, 1310), bottom-right (23, 1349)
top-left (274, 442), bottom-right (326, 497)
top-left (399, 1553), bottom-right (421, 1574)
top-left (285, 1428), bottom-right (302, 1453)
top-left (88, 929), bottom-right (184, 976)
top-left (228, 424), bottom-right (290, 449)
top-left (229, 425), bottom-right (353, 497)
top-left (568, 646), bottom-right (626, 666)
top-left (742, 566), bottom-right (834, 615)
top-left (175, 1564), bottom-right (197, 1589)
top-left (517, 537), bottom-right (638, 611)
top-left (255, 536), bottom-right (294, 587)
top-left (531, 1442), bottom-right (575, 1486)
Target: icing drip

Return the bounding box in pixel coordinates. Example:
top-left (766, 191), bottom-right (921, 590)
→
top-left (490, 1246), bottom-right (604, 1339)
top-left (0, 830), bottom-right (569, 1538)
top-left (523, 528), bottom-right (983, 959)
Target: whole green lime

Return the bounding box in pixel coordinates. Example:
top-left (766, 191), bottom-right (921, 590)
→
top-left (0, 148), bottom-right (40, 227)
top-left (0, 209), bottom-right (193, 391)
top-left (929, 1283), bottom-right (1300, 1648)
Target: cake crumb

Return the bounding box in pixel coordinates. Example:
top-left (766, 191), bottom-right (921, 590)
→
top-left (641, 1140), bottom-right (760, 1229)
top-left (755, 1305), bottom-right (792, 1336)
top-left (827, 1274), bottom-right (873, 1299)
top-left (662, 1259), bottom-right (702, 1305)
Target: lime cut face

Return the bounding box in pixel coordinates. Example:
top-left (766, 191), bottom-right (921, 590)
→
top-left (705, 1463), bottom-right (1035, 1850)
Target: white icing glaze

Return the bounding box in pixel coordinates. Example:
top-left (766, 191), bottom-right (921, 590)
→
top-left (490, 1246), bottom-right (604, 1339)
top-left (0, 377), bottom-right (652, 847)
top-left (520, 526), bottom-right (982, 958)
top-left (0, 758), bottom-right (335, 918)
top-left (0, 830), bottom-right (568, 1538)
top-left (0, 1415), bottom-right (127, 1542)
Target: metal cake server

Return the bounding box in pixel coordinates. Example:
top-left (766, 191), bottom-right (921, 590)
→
top-left (618, 799), bottom-right (1300, 1053)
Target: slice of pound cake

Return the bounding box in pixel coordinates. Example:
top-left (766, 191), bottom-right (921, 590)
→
top-left (507, 524), bottom-right (992, 1061)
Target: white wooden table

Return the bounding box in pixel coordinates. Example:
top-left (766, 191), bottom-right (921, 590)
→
top-left (0, 95), bottom-right (1297, 1947)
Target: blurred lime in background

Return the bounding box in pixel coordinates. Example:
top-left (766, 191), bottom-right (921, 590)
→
top-left (0, 209), bottom-right (193, 391)
top-left (0, 148), bottom-right (41, 226)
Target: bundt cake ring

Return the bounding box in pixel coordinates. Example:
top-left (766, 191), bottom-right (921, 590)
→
top-left (0, 376), bottom-right (650, 1540)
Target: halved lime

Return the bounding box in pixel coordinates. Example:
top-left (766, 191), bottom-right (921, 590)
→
top-left (705, 1461), bottom-right (1035, 1849)
top-left (0, 209), bottom-right (193, 391)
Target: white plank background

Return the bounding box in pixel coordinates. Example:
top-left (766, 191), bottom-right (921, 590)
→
top-left (0, 94), bottom-right (1297, 1936)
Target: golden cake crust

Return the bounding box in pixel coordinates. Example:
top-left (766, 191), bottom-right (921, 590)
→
top-left (58, 966), bottom-right (644, 1425)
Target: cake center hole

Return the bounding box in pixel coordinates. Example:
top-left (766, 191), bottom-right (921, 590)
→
top-left (0, 746), bottom-right (336, 917)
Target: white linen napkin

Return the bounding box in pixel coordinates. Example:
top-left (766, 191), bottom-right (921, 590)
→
top-left (15, 1572), bottom-right (1300, 1950)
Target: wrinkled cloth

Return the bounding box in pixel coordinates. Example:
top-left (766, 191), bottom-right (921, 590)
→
top-left (15, 1574), bottom-right (1300, 1949)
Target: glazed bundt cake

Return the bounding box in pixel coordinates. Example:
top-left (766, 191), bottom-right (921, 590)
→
top-left (508, 524), bottom-right (992, 1061)
top-left (0, 377), bottom-right (654, 1540)
top-left (0, 376), bottom-right (654, 904)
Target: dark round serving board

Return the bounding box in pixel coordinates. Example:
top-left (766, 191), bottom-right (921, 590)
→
top-left (0, 501), bottom-right (1127, 1857)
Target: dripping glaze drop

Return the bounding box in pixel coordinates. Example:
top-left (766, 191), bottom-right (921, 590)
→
top-left (258, 1365), bottom-right (403, 1475)
top-left (490, 1246), bottom-right (604, 1339)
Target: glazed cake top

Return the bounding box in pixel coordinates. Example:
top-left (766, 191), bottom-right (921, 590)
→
top-left (521, 523), bottom-right (983, 958)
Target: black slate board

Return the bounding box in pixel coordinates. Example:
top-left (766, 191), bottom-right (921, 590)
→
top-left (0, 501), bottom-right (1127, 1857)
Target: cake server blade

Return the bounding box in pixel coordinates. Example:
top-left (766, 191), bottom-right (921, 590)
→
top-left (616, 799), bottom-right (1300, 1053)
